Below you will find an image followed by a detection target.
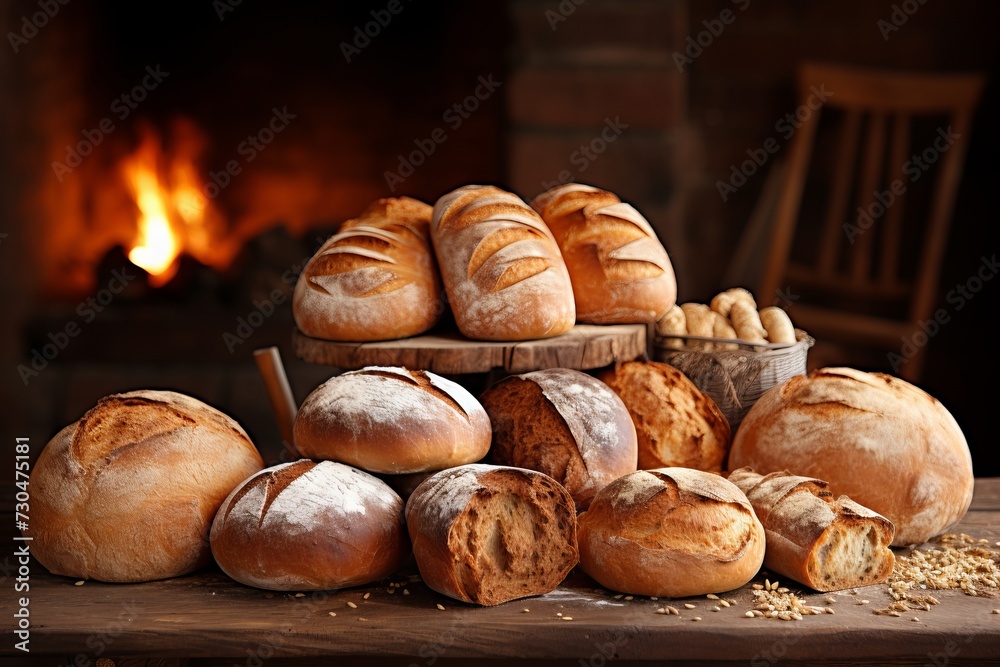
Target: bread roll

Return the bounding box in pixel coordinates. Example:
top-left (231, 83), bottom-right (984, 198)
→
top-left (294, 366), bottom-right (491, 474)
top-left (710, 287), bottom-right (757, 318)
top-left (577, 468), bottom-right (765, 597)
top-left (680, 302), bottom-right (715, 350)
top-left (711, 311), bottom-right (739, 351)
top-left (431, 185), bottom-right (575, 341)
top-left (730, 301), bottom-right (767, 343)
top-left (293, 197), bottom-right (443, 341)
top-left (211, 460), bottom-right (409, 591)
top-left (760, 306), bottom-right (796, 344)
top-left (728, 468), bottom-right (895, 592)
top-left (597, 361), bottom-right (731, 472)
top-left (405, 464), bottom-right (578, 606)
top-left (655, 304), bottom-right (686, 349)
top-left (480, 368), bottom-right (637, 510)
top-left (25, 391), bottom-right (264, 583)
top-left (728, 367), bottom-right (974, 546)
top-left (530, 183), bottom-right (677, 324)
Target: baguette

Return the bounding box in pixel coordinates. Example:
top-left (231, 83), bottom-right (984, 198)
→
top-left (530, 183), bottom-right (677, 324)
top-left (293, 197), bottom-right (443, 342)
top-left (431, 185), bottom-right (575, 341)
top-left (728, 468), bottom-right (895, 591)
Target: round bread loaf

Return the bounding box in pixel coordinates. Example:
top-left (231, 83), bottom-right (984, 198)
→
top-left (480, 368), bottom-right (637, 510)
top-left (211, 460), bottom-right (409, 590)
top-left (293, 366), bottom-right (492, 474)
top-left (728, 367), bottom-right (974, 546)
top-left (597, 361), bottom-right (731, 471)
top-left (405, 464), bottom-right (578, 606)
top-left (577, 468), bottom-right (765, 597)
top-left (293, 196), bottom-right (443, 342)
top-left (25, 390), bottom-right (264, 583)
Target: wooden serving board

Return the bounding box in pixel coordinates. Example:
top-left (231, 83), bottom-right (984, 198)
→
top-left (292, 323), bottom-right (649, 374)
top-left (6, 480), bottom-right (1000, 665)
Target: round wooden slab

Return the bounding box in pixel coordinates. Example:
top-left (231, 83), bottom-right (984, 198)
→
top-left (292, 323), bottom-right (649, 375)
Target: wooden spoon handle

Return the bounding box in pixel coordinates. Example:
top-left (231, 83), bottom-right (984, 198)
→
top-left (253, 346), bottom-right (299, 459)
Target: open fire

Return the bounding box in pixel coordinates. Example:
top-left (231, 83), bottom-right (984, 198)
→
top-left (120, 121), bottom-right (232, 287)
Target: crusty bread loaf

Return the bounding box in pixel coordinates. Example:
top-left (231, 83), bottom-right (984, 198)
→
top-left (728, 367), bottom-right (974, 546)
top-left (293, 197), bottom-right (443, 342)
top-left (728, 468), bottom-right (895, 592)
top-left (25, 391), bottom-right (264, 583)
top-left (577, 468), bottom-right (765, 597)
top-left (430, 185), bottom-right (575, 341)
top-left (597, 361), bottom-right (731, 472)
top-left (210, 460), bottom-right (409, 591)
top-left (293, 366), bottom-right (491, 475)
top-left (529, 183), bottom-right (676, 324)
top-left (405, 464), bottom-right (578, 606)
top-left (480, 368), bottom-right (637, 510)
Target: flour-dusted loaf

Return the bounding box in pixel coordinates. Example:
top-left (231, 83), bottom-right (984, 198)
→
top-left (405, 464), bottom-right (578, 606)
top-left (431, 185), bottom-right (575, 341)
top-left (530, 184), bottom-right (676, 324)
top-left (293, 366), bottom-right (491, 475)
top-left (293, 197), bottom-right (443, 341)
top-left (597, 361), bottom-right (731, 472)
top-left (577, 468), bottom-right (765, 597)
top-left (728, 367), bottom-right (974, 546)
top-left (210, 460), bottom-right (409, 591)
top-left (728, 468), bottom-right (895, 592)
top-left (25, 391), bottom-right (264, 583)
top-left (480, 368), bottom-right (637, 510)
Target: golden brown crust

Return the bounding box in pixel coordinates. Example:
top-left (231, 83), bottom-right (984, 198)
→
top-left (26, 390), bottom-right (264, 583)
top-left (405, 464), bottom-right (578, 606)
top-left (531, 184), bottom-right (676, 324)
top-left (210, 460), bottom-right (409, 591)
top-left (293, 366), bottom-right (492, 475)
top-left (293, 196), bottom-right (443, 341)
top-left (598, 361), bottom-right (731, 471)
top-left (729, 468), bottom-right (895, 591)
top-left (480, 368), bottom-right (637, 510)
top-left (728, 367), bottom-right (974, 546)
top-left (431, 185), bottom-right (575, 341)
top-left (577, 468), bottom-right (765, 597)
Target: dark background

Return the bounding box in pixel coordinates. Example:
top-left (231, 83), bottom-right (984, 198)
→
top-left (1, 0), bottom-right (997, 474)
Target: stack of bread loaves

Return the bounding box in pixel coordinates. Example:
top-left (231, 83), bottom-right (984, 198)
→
top-left (294, 183), bottom-right (677, 343)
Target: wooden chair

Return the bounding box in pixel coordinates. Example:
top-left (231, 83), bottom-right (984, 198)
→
top-left (759, 61), bottom-right (985, 381)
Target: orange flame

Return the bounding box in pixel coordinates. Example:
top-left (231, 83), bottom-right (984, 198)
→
top-left (121, 123), bottom-right (227, 287)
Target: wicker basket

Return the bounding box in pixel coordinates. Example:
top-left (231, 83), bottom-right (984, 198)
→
top-left (652, 329), bottom-right (814, 432)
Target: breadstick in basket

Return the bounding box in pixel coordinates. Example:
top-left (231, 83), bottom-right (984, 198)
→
top-left (760, 306), bottom-right (796, 344)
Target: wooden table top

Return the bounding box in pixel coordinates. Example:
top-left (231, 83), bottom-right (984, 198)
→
top-left (5, 479), bottom-right (999, 665)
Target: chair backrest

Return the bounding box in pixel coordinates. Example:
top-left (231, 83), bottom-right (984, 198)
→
top-left (760, 62), bottom-right (985, 326)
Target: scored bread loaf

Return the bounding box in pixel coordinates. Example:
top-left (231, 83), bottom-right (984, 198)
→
top-left (577, 468), bottom-right (765, 597)
top-left (211, 460), bottom-right (409, 591)
top-left (405, 464), bottom-right (579, 606)
top-left (480, 368), bottom-right (637, 510)
top-left (597, 361), bottom-right (731, 472)
top-left (293, 366), bottom-right (491, 474)
top-left (293, 197), bottom-right (443, 342)
top-left (431, 185), bottom-right (575, 341)
top-left (25, 390), bottom-right (264, 583)
top-left (530, 183), bottom-right (677, 324)
top-left (728, 367), bottom-right (974, 546)
top-left (728, 468), bottom-right (895, 592)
